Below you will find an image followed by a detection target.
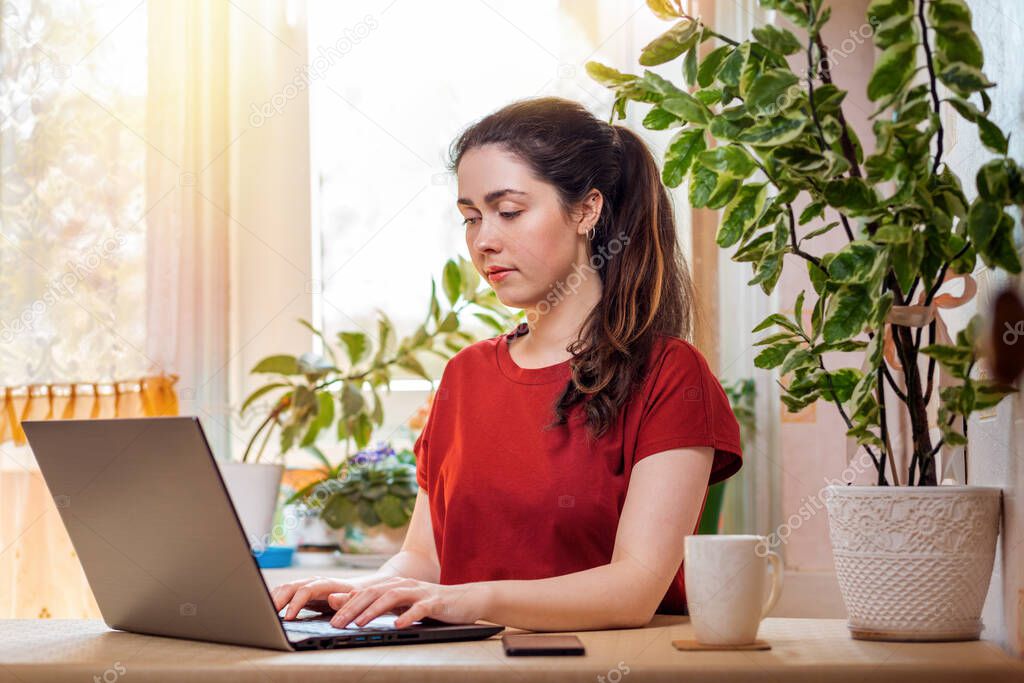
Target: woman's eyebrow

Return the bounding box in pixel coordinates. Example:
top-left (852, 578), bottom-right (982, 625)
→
top-left (456, 188), bottom-right (527, 206)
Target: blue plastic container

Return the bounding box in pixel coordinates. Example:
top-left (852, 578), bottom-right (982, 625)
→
top-left (252, 544), bottom-right (295, 568)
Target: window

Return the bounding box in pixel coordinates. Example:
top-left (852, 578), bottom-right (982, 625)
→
top-left (307, 0), bottom-right (676, 382)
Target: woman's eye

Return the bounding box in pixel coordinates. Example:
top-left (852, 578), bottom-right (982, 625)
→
top-left (461, 216), bottom-right (480, 226)
top-left (500, 210), bottom-right (523, 219)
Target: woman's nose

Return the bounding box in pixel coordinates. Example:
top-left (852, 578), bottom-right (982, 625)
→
top-left (471, 216), bottom-right (503, 253)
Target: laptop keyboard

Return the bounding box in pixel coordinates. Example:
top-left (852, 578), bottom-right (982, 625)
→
top-left (282, 613), bottom-right (405, 636)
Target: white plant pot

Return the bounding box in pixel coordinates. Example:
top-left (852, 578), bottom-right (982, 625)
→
top-left (218, 462), bottom-right (284, 549)
top-left (824, 484), bottom-right (1001, 641)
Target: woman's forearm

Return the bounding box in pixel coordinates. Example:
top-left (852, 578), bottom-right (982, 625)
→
top-left (472, 560), bottom-right (664, 631)
top-left (360, 548), bottom-right (440, 587)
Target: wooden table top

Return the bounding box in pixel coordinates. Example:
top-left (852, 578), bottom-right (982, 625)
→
top-left (1, 616), bottom-right (1021, 683)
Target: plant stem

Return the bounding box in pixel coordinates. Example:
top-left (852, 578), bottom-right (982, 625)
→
top-left (817, 357), bottom-right (882, 472)
top-left (786, 205), bottom-right (825, 270)
top-left (876, 366), bottom-right (890, 485)
top-left (805, 32), bottom-right (857, 243)
top-left (242, 410), bottom-right (277, 463)
top-left (918, 0), bottom-right (944, 174)
top-left (813, 35), bottom-right (863, 180)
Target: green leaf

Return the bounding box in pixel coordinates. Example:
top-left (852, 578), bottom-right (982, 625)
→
top-left (781, 347), bottom-right (816, 376)
top-left (873, 12), bottom-right (917, 49)
top-left (828, 241), bottom-right (881, 283)
top-left (823, 286), bottom-right (873, 342)
top-left (351, 413), bottom-right (373, 450)
top-left (824, 177), bottom-right (877, 214)
top-left (820, 368), bottom-right (862, 403)
top-left (689, 165), bottom-right (718, 208)
top-left (966, 198), bottom-right (1001, 250)
top-left (373, 494), bottom-right (409, 528)
top-left (707, 176), bottom-right (742, 210)
top-left (438, 310), bottom-right (459, 333)
top-left (734, 113), bottom-right (806, 147)
top-left (241, 382), bottom-right (288, 415)
top-left (315, 391), bottom-right (335, 429)
top-left (717, 44), bottom-right (747, 87)
top-left (754, 341), bottom-right (799, 369)
top-left (662, 128), bottom-right (706, 187)
top-left (585, 61), bottom-right (637, 87)
top-left (977, 117), bottom-right (1007, 155)
top-left (643, 106), bottom-right (678, 130)
top-left (746, 69), bottom-right (800, 116)
top-left (458, 255), bottom-right (480, 300)
top-left (338, 331), bottom-right (369, 367)
top-left (751, 24), bottom-right (802, 55)
top-left (717, 183), bottom-right (768, 248)
top-left (661, 92), bottom-right (711, 125)
top-left (396, 353), bottom-right (432, 382)
top-left (442, 259), bottom-right (462, 305)
top-left (321, 495), bottom-right (357, 529)
top-left (251, 354), bottom-right (299, 375)
top-left (340, 381), bottom-right (366, 418)
top-left (928, 0), bottom-right (971, 24)
top-left (934, 22), bottom-right (983, 70)
top-left (868, 0), bottom-right (914, 22)
top-left (753, 312), bottom-right (802, 335)
top-left (938, 62), bottom-right (995, 98)
top-left (697, 45), bottom-right (732, 87)
top-left (683, 44), bottom-right (698, 87)
top-left (646, 0), bottom-right (685, 21)
top-left (640, 18), bottom-right (700, 66)
top-left (867, 41), bottom-right (917, 102)
top-left (977, 160), bottom-right (1010, 202)
top-left (697, 145), bottom-right (758, 178)
top-left (799, 202), bottom-right (824, 225)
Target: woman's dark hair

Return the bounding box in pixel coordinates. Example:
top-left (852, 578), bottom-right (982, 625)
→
top-left (447, 96), bottom-right (697, 441)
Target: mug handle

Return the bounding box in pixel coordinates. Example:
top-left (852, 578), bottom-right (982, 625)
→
top-left (760, 550), bottom-right (784, 619)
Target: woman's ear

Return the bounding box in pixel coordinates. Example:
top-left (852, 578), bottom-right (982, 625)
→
top-left (575, 189), bottom-right (604, 236)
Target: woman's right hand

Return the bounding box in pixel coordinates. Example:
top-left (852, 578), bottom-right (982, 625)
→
top-left (271, 575), bottom-right (390, 620)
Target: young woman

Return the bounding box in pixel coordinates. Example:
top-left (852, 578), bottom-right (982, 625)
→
top-left (272, 97), bottom-right (743, 632)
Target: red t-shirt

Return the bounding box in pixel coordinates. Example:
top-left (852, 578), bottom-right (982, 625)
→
top-left (413, 322), bottom-right (743, 614)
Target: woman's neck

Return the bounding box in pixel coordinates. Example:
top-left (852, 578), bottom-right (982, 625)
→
top-left (512, 274), bottom-right (601, 364)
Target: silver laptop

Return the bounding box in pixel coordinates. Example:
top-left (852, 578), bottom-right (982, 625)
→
top-left (22, 416), bottom-right (503, 651)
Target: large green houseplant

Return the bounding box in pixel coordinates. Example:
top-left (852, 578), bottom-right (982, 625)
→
top-left (588, 0), bottom-right (1019, 642)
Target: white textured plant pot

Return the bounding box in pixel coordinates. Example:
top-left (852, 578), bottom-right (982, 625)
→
top-left (824, 485), bottom-right (1001, 641)
top-left (218, 462), bottom-right (284, 549)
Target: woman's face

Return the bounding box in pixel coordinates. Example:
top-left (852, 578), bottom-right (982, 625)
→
top-left (456, 144), bottom-right (594, 309)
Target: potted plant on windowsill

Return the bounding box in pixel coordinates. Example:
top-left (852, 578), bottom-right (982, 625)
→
top-left (286, 441), bottom-right (418, 556)
top-left (588, 0), bottom-right (1020, 641)
top-left (237, 256), bottom-right (521, 555)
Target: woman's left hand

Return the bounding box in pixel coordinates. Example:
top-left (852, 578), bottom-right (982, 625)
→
top-left (326, 577), bottom-right (489, 629)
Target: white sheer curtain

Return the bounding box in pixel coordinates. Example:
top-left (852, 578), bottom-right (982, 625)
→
top-left (0, 0), bottom-right (232, 618)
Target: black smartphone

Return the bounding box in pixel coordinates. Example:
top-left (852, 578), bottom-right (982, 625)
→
top-left (502, 634), bottom-right (586, 656)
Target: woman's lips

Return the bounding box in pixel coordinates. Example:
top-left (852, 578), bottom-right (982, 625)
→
top-left (487, 269), bottom-right (515, 282)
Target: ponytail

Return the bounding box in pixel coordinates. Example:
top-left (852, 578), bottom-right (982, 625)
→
top-left (449, 97), bottom-right (695, 441)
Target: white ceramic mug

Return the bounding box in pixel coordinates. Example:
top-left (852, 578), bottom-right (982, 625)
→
top-left (683, 534), bottom-right (783, 645)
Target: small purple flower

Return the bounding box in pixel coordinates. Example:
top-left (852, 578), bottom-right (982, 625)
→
top-left (351, 440), bottom-right (396, 466)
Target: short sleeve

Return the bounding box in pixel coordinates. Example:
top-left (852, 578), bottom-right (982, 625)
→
top-left (633, 340), bottom-right (743, 485)
top-left (413, 405), bottom-right (433, 491)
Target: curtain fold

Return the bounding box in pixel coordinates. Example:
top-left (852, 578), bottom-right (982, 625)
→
top-left (1, 0), bottom-right (231, 619)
